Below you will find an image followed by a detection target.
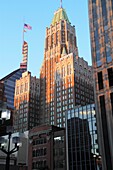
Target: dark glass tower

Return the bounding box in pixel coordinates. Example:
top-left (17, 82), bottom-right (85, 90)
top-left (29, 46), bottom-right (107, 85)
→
top-left (88, 0), bottom-right (113, 169)
top-left (66, 104), bottom-right (101, 170)
top-left (0, 69), bottom-right (26, 110)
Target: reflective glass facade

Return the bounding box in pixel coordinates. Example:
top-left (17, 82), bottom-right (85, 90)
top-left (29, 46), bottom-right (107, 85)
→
top-left (0, 68), bottom-right (26, 109)
top-left (66, 104), bottom-right (101, 170)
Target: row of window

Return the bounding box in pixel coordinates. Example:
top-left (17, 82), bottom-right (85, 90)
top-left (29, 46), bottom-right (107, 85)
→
top-left (32, 160), bottom-right (47, 169)
top-left (32, 148), bottom-right (47, 157)
top-left (98, 67), bottom-right (113, 90)
top-left (33, 138), bottom-right (47, 145)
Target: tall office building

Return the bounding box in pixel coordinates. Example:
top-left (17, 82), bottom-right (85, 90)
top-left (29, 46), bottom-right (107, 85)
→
top-left (39, 7), bottom-right (94, 127)
top-left (66, 104), bottom-right (101, 170)
top-left (14, 71), bottom-right (40, 132)
top-left (88, 0), bottom-right (113, 169)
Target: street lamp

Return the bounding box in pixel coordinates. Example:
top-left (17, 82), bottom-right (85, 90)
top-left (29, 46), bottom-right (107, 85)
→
top-left (0, 126), bottom-right (21, 170)
top-left (93, 154), bottom-right (102, 170)
top-left (0, 127), bottom-right (21, 170)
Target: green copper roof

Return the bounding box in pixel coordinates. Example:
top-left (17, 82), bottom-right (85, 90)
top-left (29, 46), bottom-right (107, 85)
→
top-left (52, 8), bottom-right (70, 26)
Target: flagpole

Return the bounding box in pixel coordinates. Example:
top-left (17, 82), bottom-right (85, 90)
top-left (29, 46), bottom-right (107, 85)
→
top-left (23, 18), bottom-right (25, 44)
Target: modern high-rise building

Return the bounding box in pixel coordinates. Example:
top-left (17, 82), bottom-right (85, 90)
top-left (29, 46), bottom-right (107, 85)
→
top-left (88, 0), bottom-right (113, 169)
top-left (14, 71), bottom-right (40, 132)
top-left (66, 104), bottom-right (101, 170)
top-left (39, 7), bottom-right (94, 127)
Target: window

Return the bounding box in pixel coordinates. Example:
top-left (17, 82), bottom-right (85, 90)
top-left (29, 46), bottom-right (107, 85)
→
top-left (20, 84), bottom-right (24, 93)
top-left (107, 67), bottom-right (113, 87)
top-left (99, 95), bottom-right (112, 169)
top-left (16, 86), bottom-right (19, 95)
top-left (110, 93), bottom-right (113, 116)
top-left (56, 31), bottom-right (59, 44)
top-left (62, 65), bottom-right (65, 77)
top-left (51, 34), bottom-right (54, 47)
top-left (56, 68), bottom-right (60, 80)
top-left (62, 31), bottom-right (65, 43)
top-left (98, 71), bottom-right (103, 90)
top-left (25, 82), bottom-right (28, 91)
top-left (67, 64), bottom-right (71, 75)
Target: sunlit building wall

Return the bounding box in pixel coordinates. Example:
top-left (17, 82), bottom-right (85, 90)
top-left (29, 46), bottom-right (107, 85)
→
top-left (14, 71), bottom-right (40, 132)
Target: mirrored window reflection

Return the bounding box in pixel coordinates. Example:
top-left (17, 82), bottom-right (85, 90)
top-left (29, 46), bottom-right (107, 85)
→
top-left (67, 104), bottom-right (99, 169)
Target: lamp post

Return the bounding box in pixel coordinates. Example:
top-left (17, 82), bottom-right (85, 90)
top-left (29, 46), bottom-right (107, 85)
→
top-left (0, 127), bottom-right (21, 170)
top-left (93, 154), bottom-right (102, 170)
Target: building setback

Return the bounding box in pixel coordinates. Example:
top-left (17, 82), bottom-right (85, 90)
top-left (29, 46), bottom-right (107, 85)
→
top-left (88, 0), bottom-right (113, 169)
top-left (39, 7), bottom-right (94, 127)
top-left (14, 71), bottom-right (40, 132)
top-left (28, 125), bottom-right (66, 170)
top-left (66, 104), bottom-right (101, 170)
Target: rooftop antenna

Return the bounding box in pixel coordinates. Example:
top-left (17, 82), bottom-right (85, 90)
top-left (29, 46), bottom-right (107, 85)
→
top-left (60, 0), bottom-right (62, 8)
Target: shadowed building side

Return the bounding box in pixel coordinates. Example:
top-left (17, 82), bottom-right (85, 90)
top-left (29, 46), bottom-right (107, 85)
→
top-left (88, 0), bottom-right (113, 169)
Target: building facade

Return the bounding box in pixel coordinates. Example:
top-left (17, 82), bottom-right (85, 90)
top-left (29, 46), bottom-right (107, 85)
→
top-left (88, 0), bottom-right (113, 169)
top-left (0, 82), bottom-right (7, 111)
top-left (14, 71), bottom-right (40, 132)
top-left (28, 125), bottom-right (66, 170)
top-left (66, 104), bottom-right (101, 170)
top-left (40, 7), bottom-right (94, 127)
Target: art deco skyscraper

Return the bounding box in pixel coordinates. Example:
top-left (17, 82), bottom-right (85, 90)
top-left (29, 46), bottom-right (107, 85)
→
top-left (88, 0), bottom-right (113, 169)
top-left (40, 7), bottom-right (94, 127)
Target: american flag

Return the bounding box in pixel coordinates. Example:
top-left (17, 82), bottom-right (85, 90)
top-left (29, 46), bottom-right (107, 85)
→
top-left (24, 23), bottom-right (32, 30)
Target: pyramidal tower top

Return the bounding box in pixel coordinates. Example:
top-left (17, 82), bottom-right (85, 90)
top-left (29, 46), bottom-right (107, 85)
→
top-left (51, 0), bottom-right (70, 26)
top-left (44, 3), bottom-right (78, 58)
top-left (51, 7), bottom-right (70, 26)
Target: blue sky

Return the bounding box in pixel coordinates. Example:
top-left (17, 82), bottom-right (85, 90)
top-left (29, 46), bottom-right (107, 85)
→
top-left (0, 0), bottom-right (92, 78)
